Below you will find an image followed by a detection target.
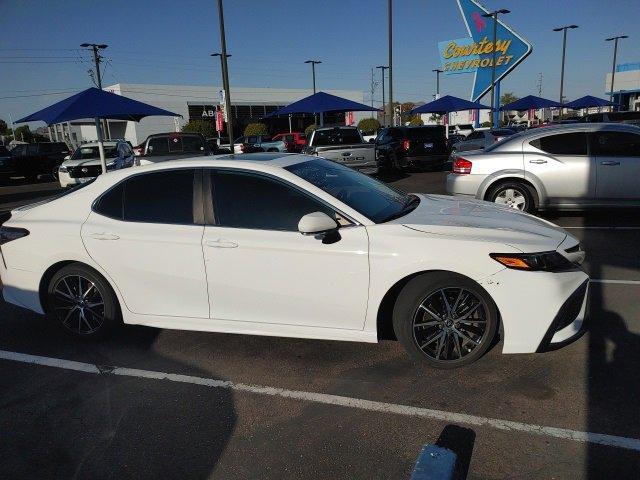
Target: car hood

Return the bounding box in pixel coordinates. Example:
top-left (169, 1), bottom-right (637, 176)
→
top-left (392, 194), bottom-right (571, 252)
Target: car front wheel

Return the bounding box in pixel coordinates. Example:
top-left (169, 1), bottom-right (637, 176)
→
top-left (47, 263), bottom-right (121, 339)
top-left (487, 182), bottom-right (534, 213)
top-left (393, 272), bottom-right (498, 368)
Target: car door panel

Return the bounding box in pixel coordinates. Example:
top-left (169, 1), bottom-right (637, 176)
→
top-left (592, 130), bottom-right (640, 200)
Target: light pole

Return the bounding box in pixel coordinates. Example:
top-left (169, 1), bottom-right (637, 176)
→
top-left (553, 24), bottom-right (578, 110)
top-left (216, 0), bottom-right (234, 152)
top-left (481, 9), bottom-right (509, 128)
top-left (304, 60), bottom-right (322, 94)
top-left (387, 0), bottom-right (393, 126)
top-left (81, 43), bottom-right (109, 172)
top-left (606, 35), bottom-right (628, 105)
top-left (432, 68), bottom-right (443, 99)
top-left (376, 65), bottom-right (388, 126)
top-left (211, 53), bottom-right (231, 139)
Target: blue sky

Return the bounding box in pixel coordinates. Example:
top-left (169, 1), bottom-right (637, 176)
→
top-left (1, 0), bottom-right (638, 122)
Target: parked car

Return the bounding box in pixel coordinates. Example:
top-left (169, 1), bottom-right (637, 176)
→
top-left (302, 126), bottom-right (377, 174)
top-left (0, 154), bottom-right (588, 368)
top-left (581, 111), bottom-right (640, 126)
top-left (447, 123), bottom-right (640, 212)
top-left (0, 145), bottom-right (16, 183)
top-left (272, 132), bottom-right (307, 152)
top-left (241, 135), bottom-right (289, 153)
top-left (7, 142), bottom-right (71, 182)
top-left (134, 132), bottom-right (209, 158)
top-left (206, 137), bottom-right (232, 154)
top-left (451, 128), bottom-right (516, 153)
top-left (375, 125), bottom-right (448, 171)
top-left (58, 140), bottom-right (135, 188)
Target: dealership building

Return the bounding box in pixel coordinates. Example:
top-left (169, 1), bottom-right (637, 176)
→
top-left (48, 83), bottom-right (369, 146)
top-left (605, 62), bottom-right (640, 111)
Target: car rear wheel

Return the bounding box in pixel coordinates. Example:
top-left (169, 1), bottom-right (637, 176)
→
top-left (487, 182), bottom-right (534, 213)
top-left (47, 263), bottom-right (121, 339)
top-left (51, 166), bottom-right (59, 180)
top-left (393, 272), bottom-right (498, 368)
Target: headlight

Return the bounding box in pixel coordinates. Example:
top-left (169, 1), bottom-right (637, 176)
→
top-left (58, 165), bottom-right (68, 172)
top-left (490, 251), bottom-right (578, 272)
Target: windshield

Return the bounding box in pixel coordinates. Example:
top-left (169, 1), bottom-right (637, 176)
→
top-left (71, 146), bottom-right (118, 160)
top-left (484, 132), bottom-right (523, 152)
top-left (286, 159), bottom-right (418, 223)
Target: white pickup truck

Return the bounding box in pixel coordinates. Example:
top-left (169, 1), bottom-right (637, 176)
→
top-left (302, 126), bottom-right (378, 175)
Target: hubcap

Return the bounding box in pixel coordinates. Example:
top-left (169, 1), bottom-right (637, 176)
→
top-left (412, 287), bottom-right (487, 362)
top-left (52, 275), bottom-right (105, 335)
top-left (494, 188), bottom-right (526, 210)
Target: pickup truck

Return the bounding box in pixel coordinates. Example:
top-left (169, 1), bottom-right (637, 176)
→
top-left (302, 126), bottom-right (377, 174)
top-left (134, 132), bottom-right (213, 165)
top-left (240, 135), bottom-right (289, 153)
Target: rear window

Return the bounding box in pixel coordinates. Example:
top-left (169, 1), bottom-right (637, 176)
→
top-left (72, 146), bottom-right (118, 160)
top-left (458, 124), bottom-right (473, 130)
top-left (312, 128), bottom-right (362, 146)
top-left (400, 127), bottom-right (445, 141)
top-left (530, 132), bottom-right (588, 155)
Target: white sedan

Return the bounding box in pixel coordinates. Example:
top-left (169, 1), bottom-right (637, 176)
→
top-left (0, 153), bottom-right (589, 367)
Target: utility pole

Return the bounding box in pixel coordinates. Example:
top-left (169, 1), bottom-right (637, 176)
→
top-left (482, 9), bottom-right (509, 128)
top-left (376, 65), bottom-right (388, 126)
top-left (387, 0), bottom-right (393, 126)
top-left (553, 25), bottom-right (578, 111)
top-left (369, 68), bottom-right (379, 118)
top-left (81, 43), bottom-right (110, 141)
top-left (606, 35), bottom-right (628, 106)
top-left (81, 43), bottom-right (108, 172)
top-left (211, 53), bottom-right (232, 140)
top-left (537, 72), bottom-right (543, 96)
top-left (432, 68), bottom-right (443, 99)
top-left (305, 60), bottom-right (322, 125)
top-left (216, 0), bottom-right (234, 152)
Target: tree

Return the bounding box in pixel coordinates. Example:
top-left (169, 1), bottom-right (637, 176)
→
top-left (0, 119), bottom-right (7, 134)
top-left (304, 124), bottom-right (316, 136)
top-left (500, 92), bottom-right (519, 106)
top-left (408, 117), bottom-right (424, 126)
top-left (182, 120), bottom-right (216, 138)
top-left (13, 125), bottom-right (33, 143)
top-left (357, 118), bottom-right (380, 134)
top-left (244, 122), bottom-right (268, 136)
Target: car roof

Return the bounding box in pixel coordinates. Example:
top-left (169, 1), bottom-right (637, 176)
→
top-left (78, 141), bottom-right (119, 147)
top-left (516, 122), bottom-right (640, 138)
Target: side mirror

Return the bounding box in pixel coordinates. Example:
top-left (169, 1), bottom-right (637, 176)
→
top-left (298, 212), bottom-right (338, 235)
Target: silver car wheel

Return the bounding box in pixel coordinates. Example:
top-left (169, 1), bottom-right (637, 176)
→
top-left (494, 188), bottom-right (526, 210)
top-left (52, 274), bottom-right (105, 335)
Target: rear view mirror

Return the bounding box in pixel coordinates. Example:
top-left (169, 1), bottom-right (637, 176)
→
top-left (298, 212), bottom-right (338, 235)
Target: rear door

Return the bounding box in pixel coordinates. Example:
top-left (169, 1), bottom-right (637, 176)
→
top-left (525, 132), bottom-right (594, 204)
top-left (591, 130), bottom-right (640, 200)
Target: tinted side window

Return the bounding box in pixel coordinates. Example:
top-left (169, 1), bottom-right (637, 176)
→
top-left (530, 133), bottom-right (588, 155)
top-left (94, 183), bottom-right (124, 219)
top-left (148, 137), bottom-right (169, 155)
top-left (591, 131), bottom-right (640, 157)
top-left (124, 170), bottom-right (195, 224)
top-left (182, 135), bottom-right (203, 152)
top-left (26, 144), bottom-right (38, 155)
top-left (211, 170), bottom-right (333, 231)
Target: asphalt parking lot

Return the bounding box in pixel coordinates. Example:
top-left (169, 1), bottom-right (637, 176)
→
top-left (1, 172), bottom-right (639, 479)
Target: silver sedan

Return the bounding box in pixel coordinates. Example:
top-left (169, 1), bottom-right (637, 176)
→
top-left (446, 123), bottom-right (640, 212)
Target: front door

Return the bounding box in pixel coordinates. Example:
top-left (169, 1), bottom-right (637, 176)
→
top-left (591, 130), bottom-right (640, 200)
top-left (202, 168), bottom-right (370, 330)
top-left (82, 168), bottom-right (210, 318)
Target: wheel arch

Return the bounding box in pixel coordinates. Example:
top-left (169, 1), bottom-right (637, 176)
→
top-left (376, 269), bottom-right (502, 341)
top-left (482, 176), bottom-right (541, 208)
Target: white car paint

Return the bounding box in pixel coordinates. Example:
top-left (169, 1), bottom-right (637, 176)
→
top-left (0, 154), bottom-right (588, 357)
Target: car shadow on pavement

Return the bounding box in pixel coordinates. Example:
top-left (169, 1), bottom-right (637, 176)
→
top-left (0, 302), bottom-right (237, 480)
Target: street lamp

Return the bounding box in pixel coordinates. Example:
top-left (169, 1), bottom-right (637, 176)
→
top-left (606, 35), bottom-right (628, 105)
top-left (211, 53), bottom-right (231, 139)
top-left (553, 25), bottom-right (578, 109)
top-left (482, 9), bottom-right (509, 128)
top-left (376, 65), bottom-right (388, 126)
top-left (432, 68), bottom-right (443, 99)
top-left (304, 60), bottom-right (322, 94)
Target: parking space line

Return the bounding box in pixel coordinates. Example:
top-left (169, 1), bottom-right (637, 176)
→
top-left (590, 279), bottom-right (640, 285)
top-left (1, 349), bottom-right (639, 452)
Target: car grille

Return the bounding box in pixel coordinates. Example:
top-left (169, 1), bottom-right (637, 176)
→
top-left (69, 165), bottom-right (103, 178)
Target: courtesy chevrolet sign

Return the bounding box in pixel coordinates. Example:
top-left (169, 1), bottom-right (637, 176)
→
top-left (438, 0), bottom-right (532, 101)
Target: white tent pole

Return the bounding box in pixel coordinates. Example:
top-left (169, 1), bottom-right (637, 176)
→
top-left (95, 117), bottom-right (107, 174)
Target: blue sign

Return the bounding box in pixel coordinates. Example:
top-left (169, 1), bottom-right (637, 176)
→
top-left (438, 0), bottom-right (532, 101)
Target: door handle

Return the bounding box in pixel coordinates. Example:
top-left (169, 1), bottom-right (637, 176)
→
top-left (205, 239), bottom-right (238, 248)
top-left (341, 152), bottom-right (352, 157)
top-left (601, 160), bottom-right (620, 166)
top-left (529, 159), bottom-right (547, 164)
top-left (88, 232), bottom-right (120, 241)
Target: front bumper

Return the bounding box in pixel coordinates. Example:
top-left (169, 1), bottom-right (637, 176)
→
top-left (480, 267), bottom-right (590, 354)
top-left (58, 171), bottom-right (82, 188)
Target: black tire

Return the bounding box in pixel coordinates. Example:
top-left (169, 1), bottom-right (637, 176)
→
top-left (487, 181), bottom-right (535, 213)
top-left (393, 272), bottom-right (498, 368)
top-left (47, 263), bottom-right (121, 339)
top-left (51, 166), bottom-right (59, 181)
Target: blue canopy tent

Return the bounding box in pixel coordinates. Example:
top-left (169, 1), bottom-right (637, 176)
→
top-left (16, 87), bottom-right (181, 173)
top-left (565, 95), bottom-right (617, 109)
top-left (499, 95), bottom-right (562, 111)
top-left (266, 91), bottom-right (379, 127)
top-left (408, 95), bottom-right (490, 138)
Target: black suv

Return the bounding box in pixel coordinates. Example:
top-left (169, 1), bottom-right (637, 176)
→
top-left (375, 126), bottom-right (448, 171)
top-left (5, 142), bottom-right (71, 182)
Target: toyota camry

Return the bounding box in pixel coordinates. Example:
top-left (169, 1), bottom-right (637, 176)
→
top-left (0, 153), bottom-right (589, 367)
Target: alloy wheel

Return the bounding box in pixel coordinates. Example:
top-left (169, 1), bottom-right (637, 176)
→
top-left (494, 187), bottom-right (526, 210)
top-left (412, 287), bottom-right (488, 362)
top-left (52, 275), bottom-right (105, 335)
